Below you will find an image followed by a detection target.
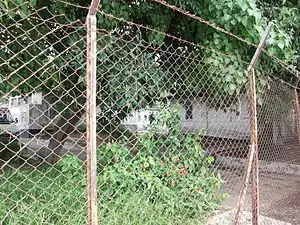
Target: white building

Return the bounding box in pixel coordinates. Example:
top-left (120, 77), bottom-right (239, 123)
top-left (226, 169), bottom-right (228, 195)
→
top-left (8, 93), bottom-right (54, 134)
top-left (123, 96), bottom-right (250, 140)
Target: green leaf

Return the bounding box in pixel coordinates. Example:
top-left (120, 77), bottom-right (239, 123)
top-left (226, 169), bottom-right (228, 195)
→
top-left (213, 38), bottom-right (220, 45)
top-left (241, 17), bottom-right (248, 27)
top-left (15, 0), bottom-right (23, 4)
top-left (225, 75), bottom-right (232, 82)
top-left (2, 0), bottom-right (8, 8)
top-left (229, 83), bottom-right (237, 91)
top-left (231, 19), bottom-right (237, 25)
top-left (29, 0), bottom-right (37, 6)
top-left (253, 11), bottom-right (262, 21)
top-left (278, 42), bottom-right (285, 49)
top-left (206, 156), bottom-right (215, 164)
top-left (240, 2), bottom-right (248, 11)
top-left (224, 14), bottom-right (231, 21)
top-left (224, 23), bottom-right (231, 31)
top-left (267, 37), bottom-right (275, 45)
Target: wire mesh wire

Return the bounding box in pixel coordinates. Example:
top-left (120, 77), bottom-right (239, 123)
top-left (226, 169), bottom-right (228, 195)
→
top-left (0, 1), bottom-right (88, 224)
top-left (95, 7), bottom-right (257, 225)
top-left (254, 67), bottom-right (300, 225)
top-left (1, 1), bottom-right (300, 225)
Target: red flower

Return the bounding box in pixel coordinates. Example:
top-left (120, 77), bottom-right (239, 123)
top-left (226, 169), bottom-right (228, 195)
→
top-left (170, 180), bottom-right (175, 187)
top-left (179, 167), bottom-right (187, 177)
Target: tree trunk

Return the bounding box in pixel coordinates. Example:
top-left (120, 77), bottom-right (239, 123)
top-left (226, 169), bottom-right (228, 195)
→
top-left (47, 108), bottom-right (85, 164)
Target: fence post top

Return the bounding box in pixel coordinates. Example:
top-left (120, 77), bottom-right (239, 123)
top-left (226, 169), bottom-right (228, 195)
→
top-left (247, 22), bottom-right (273, 72)
top-left (88, 0), bottom-right (100, 15)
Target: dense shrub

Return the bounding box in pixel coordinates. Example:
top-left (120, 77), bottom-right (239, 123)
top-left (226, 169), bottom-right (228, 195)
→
top-left (0, 107), bottom-right (225, 224)
top-left (97, 107), bottom-right (224, 221)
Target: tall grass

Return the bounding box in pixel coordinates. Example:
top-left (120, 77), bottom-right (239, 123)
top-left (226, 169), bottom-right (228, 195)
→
top-left (0, 167), bottom-right (209, 225)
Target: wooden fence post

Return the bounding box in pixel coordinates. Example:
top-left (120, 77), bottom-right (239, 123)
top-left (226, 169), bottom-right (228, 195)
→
top-left (86, 1), bottom-right (100, 224)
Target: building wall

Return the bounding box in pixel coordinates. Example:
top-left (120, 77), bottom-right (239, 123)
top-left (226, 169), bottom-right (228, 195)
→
top-left (122, 96), bottom-right (250, 139)
top-left (171, 96), bottom-right (250, 139)
top-left (9, 96), bottom-right (28, 130)
top-left (176, 98), bottom-right (208, 132)
top-left (8, 93), bottom-right (55, 131)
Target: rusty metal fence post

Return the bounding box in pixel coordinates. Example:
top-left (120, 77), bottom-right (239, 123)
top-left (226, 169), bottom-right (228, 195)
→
top-left (292, 78), bottom-right (300, 144)
top-left (248, 67), bottom-right (259, 225)
top-left (234, 22), bottom-right (273, 225)
top-left (86, 1), bottom-right (100, 224)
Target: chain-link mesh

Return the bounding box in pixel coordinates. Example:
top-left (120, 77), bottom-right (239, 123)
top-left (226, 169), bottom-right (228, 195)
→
top-left (1, 1), bottom-right (300, 225)
top-left (0, 1), bottom-right (88, 224)
top-left (255, 71), bottom-right (300, 225)
top-left (91, 9), bottom-right (256, 225)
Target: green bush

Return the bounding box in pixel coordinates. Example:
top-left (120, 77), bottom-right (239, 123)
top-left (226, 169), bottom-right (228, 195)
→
top-left (97, 106), bottom-right (224, 221)
top-left (0, 106), bottom-right (225, 224)
top-left (0, 135), bottom-right (21, 162)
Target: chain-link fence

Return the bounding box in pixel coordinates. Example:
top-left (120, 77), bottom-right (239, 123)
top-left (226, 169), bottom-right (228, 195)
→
top-left (1, 1), bottom-right (89, 224)
top-left (255, 76), bottom-right (300, 225)
top-left (1, 1), bottom-right (300, 225)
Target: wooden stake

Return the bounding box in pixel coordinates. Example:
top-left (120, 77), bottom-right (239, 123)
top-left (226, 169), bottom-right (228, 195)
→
top-left (86, 1), bottom-right (100, 224)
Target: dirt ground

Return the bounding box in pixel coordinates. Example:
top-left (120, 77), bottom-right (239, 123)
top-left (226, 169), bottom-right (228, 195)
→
top-left (220, 171), bottom-right (300, 225)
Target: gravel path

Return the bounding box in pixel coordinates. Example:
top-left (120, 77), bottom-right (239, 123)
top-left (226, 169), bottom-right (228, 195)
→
top-left (219, 171), bottom-right (300, 225)
top-left (206, 210), bottom-right (292, 225)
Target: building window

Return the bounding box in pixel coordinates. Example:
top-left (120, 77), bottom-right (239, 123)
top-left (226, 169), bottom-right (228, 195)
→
top-left (149, 113), bottom-right (155, 124)
top-left (185, 100), bottom-right (193, 120)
